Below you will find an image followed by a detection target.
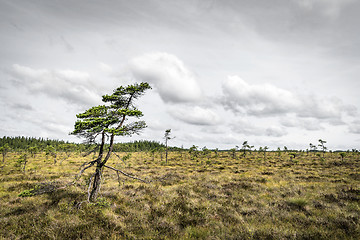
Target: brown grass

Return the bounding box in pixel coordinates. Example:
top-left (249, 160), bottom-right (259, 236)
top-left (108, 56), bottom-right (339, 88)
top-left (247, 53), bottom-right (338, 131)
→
top-left (0, 151), bottom-right (359, 239)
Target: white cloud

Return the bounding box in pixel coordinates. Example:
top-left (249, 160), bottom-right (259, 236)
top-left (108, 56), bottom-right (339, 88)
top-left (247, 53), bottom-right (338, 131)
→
top-left (230, 119), bottom-right (287, 137)
top-left (98, 62), bottom-right (113, 73)
top-left (168, 105), bottom-right (220, 126)
top-left (265, 126), bottom-right (288, 137)
top-left (230, 119), bottom-right (263, 136)
top-left (221, 75), bottom-right (357, 124)
top-left (7, 64), bottom-right (100, 106)
top-left (222, 75), bottom-right (299, 116)
top-left (349, 120), bottom-right (360, 134)
top-left (128, 52), bottom-right (203, 103)
top-left (297, 95), bottom-right (356, 121)
top-left (280, 116), bottom-right (324, 131)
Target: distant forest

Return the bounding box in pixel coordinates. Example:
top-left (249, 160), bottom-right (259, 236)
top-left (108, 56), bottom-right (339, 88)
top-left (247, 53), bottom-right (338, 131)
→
top-left (0, 136), bottom-right (180, 152)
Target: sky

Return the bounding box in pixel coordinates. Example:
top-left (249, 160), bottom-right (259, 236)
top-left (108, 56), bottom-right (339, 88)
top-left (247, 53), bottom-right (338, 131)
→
top-left (1, 0), bottom-right (360, 150)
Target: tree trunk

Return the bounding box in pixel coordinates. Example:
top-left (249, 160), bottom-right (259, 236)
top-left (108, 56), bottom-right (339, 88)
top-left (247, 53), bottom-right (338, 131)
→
top-left (165, 148), bottom-right (168, 164)
top-left (89, 166), bottom-right (102, 202)
top-left (88, 132), bottom-right (106, 202)
top-left (165, 139), bottom-right (168, 164)
top-left (23, 158), bottom-right (27, 174)
top-left (89, 132), bottom-right (114, 202)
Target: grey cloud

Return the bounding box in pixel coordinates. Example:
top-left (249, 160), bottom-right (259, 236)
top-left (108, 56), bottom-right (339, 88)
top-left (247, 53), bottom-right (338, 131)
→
top-left (230, 119), bottom-right (287, 137)
top-left (208, 0), bottom-right (360, 61)
top-left (222, 75), bottom-right (357, 124)
top-left (297, 95), bottom-right (357, 121)
top-left (265, 126), bottom-right (288, 137)
top-left (230, 120), bottom-right (263, 136)
top-left (11, 103), bottom-right (34, 111)
top-left (200, 126), bottom-right (227, 134)
top-left (293, 0), bottom-right (356, 18)
top-left (60, 36), bottom-right (75, 53)
top-left (280, 117), bottom-right (324, 131)
top-left (349, 120), bottom-right (360, 134)
top-left (5, 64), bottom-right (100, 106)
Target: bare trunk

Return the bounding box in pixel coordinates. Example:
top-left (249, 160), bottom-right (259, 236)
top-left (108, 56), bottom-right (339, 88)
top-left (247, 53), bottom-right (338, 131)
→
top-left (88, 131), bottom-right (106, 202)
top-left (89, 132), bottom-right (115, 202)
top-left (23, 158), bottom-right (27, 174)
top-left (89, 166), bottom-right (102, 202)
top-left (165, 147), bottom-right (168, 164)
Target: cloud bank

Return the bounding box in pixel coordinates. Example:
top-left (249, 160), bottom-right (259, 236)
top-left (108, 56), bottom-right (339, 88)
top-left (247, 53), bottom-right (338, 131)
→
top-left (221, 75), bottom-right (357, 125)
top-left (7, 64), bottom-right (100, 106)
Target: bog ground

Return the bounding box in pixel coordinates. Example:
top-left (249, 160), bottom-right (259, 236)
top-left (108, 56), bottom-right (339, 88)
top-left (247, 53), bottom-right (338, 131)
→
top-left (0, 151), bottom-right (359, 239)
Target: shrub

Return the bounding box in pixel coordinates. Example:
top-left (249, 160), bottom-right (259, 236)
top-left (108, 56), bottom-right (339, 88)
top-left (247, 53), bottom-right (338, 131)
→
top-left (18, 189), bottom-right (36, 197)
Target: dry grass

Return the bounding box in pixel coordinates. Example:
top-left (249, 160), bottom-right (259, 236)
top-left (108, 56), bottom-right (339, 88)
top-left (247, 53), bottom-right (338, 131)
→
top-left (0, 151), bottom-right (359, 239)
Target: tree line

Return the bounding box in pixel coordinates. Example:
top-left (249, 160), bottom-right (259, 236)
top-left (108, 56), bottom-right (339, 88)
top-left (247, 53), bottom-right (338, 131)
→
top-left (0, 136), bottom-right (180, 153)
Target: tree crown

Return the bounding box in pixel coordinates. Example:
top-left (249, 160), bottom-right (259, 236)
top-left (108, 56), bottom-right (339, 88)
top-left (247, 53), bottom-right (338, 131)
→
top-left (71, 82), bottom-right (151, 140)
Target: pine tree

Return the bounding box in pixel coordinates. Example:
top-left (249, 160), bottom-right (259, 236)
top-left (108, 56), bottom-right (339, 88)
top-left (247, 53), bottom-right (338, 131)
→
top-left (71, 82), bottom-right (151, 202)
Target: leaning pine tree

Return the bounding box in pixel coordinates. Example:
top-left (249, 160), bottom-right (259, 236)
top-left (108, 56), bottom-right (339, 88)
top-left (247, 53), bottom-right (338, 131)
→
top-left (71, 82), bottom-right (151, 202)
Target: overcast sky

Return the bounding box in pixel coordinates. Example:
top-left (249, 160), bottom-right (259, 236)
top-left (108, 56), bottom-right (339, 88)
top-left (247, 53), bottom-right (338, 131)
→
top-left (1, 0), bottom-right (360, 150)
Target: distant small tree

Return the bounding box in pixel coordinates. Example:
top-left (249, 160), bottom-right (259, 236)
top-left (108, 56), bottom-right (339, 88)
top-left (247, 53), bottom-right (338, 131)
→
top-left (351, 149), bottom-right (359, 160)
top-left (202, 146), bottom-right (211, 160)
top-left (0, 143), bottom-right (11, 163)
top-left (213, 148), bottom-right (219, 158)
top-left (17, 153), bottom-right (28, 174)
top-left (45, 145), bottom-right (57, 164)
top-left (59, 143), bottom-right (74, 159)
top-left (150, 148), bottom-right (156, 161)
top-left (28, 146), bottom-right (38, 158)
top-left (248, 145), bottom-right (254, 154)
top-left (164, 129), bottom-right (174, 164)
top-left (339, 152), bottom-right (346, 161)
top-left (229, 147), bottom-right (237, 159)
top-left (309, 143), bottom-right (317, 153)
top-left (241, 141), bottom-right (249, 158)
top-left (277, 147), bottom-right (282, 159)
top-left (157, 147), bottom-right (165, 161)
top-left (189, 145), bottom-right (198, 160)
top-left (283, 146), bottom-right (288, 153)
top-left (318, 139), bottom-right (327, 158)
top-left (263, 146), bottom-right (269, 160)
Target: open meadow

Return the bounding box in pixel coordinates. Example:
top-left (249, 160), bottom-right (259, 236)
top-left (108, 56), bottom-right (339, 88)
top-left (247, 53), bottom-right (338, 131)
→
top-left (1, 150), bottom-right (359, 239)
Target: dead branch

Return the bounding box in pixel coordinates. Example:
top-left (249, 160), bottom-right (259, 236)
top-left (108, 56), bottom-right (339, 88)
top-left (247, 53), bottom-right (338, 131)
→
top-left (104, 165), bottom-right (148, 183)
top-left (112, 151), bottom-right (127, 164)
top-left (77, 159), bottom-right (98, 179)
top-left (82, 144), bottom-right (100, 157)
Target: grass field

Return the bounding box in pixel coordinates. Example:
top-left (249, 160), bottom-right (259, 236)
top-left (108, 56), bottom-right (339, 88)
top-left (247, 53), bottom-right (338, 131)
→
top-left (0, 151), bottom-right (359, 239)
